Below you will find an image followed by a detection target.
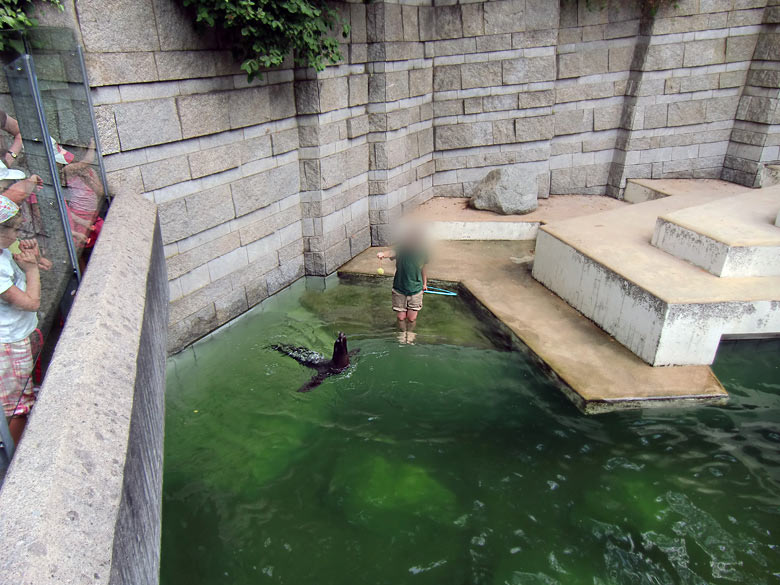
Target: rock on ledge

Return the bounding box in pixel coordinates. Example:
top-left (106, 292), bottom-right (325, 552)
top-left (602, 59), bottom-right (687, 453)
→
top-left (469, 165), bottom-right (539, 215)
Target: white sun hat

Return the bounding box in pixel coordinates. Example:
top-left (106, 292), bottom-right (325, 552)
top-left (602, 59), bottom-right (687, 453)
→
top-left (0, 160), bottom-right (27, 181)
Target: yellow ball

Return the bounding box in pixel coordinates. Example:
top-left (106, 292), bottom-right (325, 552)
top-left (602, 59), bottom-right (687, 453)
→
top-left (377, 267), bottom-right (385, 275)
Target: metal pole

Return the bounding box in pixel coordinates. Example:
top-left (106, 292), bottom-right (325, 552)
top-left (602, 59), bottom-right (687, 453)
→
top-left (20, 54), bottom-right (81, 281)
top-left (76, 46), bottom-right (111, 205)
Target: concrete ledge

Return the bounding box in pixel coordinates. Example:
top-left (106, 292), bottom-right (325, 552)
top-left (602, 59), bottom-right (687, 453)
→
top-left (429, 220), bottom-right (540, 240)
top-left (0, 192), bottom-right (169, 584)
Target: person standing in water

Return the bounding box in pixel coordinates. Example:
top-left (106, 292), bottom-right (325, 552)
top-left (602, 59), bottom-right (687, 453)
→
top-left (376, 229), bottom-right (428, 342)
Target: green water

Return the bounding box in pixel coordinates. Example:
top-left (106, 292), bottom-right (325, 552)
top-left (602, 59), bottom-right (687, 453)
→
top-left (162, 278), bottom-right (780, 585)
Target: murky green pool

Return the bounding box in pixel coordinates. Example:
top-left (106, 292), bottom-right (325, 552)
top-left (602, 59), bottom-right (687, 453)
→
top-left (162, 277), bottom-right (780, 585)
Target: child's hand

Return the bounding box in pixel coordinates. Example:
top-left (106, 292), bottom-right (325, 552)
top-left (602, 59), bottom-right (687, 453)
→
top-left (37, 257), bottom-right (52, 271)
top-left (19, 239), bottom-right (40, 257)
top-left (13, 249), bottom-right (39, 271)
top-left (377, 252), bottom-right (384, 259)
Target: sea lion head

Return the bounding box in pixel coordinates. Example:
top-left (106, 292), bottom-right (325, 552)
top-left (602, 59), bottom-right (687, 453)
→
top-left (332, 331), bottom-right (349, 369)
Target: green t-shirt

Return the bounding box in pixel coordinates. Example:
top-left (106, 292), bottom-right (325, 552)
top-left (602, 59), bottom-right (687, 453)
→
top-left (392, 247), bottom-right (428, 296)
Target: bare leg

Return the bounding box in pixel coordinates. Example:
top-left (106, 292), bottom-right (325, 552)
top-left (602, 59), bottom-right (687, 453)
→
top-left (397, 310), bottom-right (407, 322)
top-left (407, 309), bottom-right (419, 323)
top-left (9, 415), bottom-right (27, 445)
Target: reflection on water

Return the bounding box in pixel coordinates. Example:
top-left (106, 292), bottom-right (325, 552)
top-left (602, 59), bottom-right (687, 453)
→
top-left (162, 278), bottom-right (780, 585)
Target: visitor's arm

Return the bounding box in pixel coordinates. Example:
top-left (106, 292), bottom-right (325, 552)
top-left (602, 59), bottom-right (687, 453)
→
top-left (3, 115), bottom-right (23, 167)
top-left (422, 265), bottom-right (428, 290)
top-left (377, 250), bottom-right (396, 260)
top-left (2, 250), bottom-right (40, 311)
top-left (3, 175), bottom-right (42, 205)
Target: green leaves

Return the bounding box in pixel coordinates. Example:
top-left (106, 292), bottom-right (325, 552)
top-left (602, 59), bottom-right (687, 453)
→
top-left (181, 0), bottom-right (346, 80)
top-left (0, 0), bottom-right (63, 53)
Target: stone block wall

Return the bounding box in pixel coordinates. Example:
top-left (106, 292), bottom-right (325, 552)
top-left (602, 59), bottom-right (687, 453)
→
top-left (35, 0), bottom-right (780, 353)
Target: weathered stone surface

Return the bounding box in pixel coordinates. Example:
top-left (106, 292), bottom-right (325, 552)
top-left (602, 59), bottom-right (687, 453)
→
top-left (115, 98), bottom-right (182, 150)
top-left (594, 105), bottom-right (624, 131)
top-left (434, 65), bottom-right (461, 91)
top-left (409, 68), bottom-right (432, 96)
top-left (229, 87), bottom-right (270, 129)
top-left (515, 115), bottom-right (555, 142)
top-left (519, 90), bottom-right (554, 109)
top-left (705, 96), bottom-right (740, 122)
top-left (177, 93), bottom-right (230, 139)
top-left (141, 155), bottom-right (191, 191)
top-left (461, 61), bottom-right (501, 89)
top-left (94, 105), bottom-right (120, 155)
top-left (385, 71), bottom-right (410, 101)
top-left (554, 109), bottom-right (593, 135)
top-left (155, 51), bottom-right (218, 81)
top-left (683, 39), bottom-right (726, 67)
top-left (435, 5), bottom-right (462, 39)
top-left (503, 56), bottom-right (556, 84)
top-left (484, 0), bottom-right (525, 35)
top-left (349, 74), bottom-right (369, 106)
top-left (231, 162), bottom-right (300, 217)
top-left (644, 43), bottom-right (684, 71)
top-left (436, 122), bottom-right (493, 150)
top-left (667, 100), bottom-right (707, 126)
top-left (643, 103), bottom-right (668, 129)
top-left (469, 164), bottom-right (539, 215)
top-left (85, 52), bottom-right (158, 86)
top-left (76, 0), bottom-right (159, 52)
top-left (188, 144), bottom-right (240, 179)
top-left (726, 35), bottom-right (759, 63)
top-left (319, 76), bottom-right (349, 112)
top-left (525, 0), bottom-right (558, 30)
top-left (461, 3), bottom-right (484, 36)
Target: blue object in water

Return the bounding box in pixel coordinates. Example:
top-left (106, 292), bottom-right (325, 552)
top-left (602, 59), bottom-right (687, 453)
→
top-left (424, 287), bottom-right (457, 296)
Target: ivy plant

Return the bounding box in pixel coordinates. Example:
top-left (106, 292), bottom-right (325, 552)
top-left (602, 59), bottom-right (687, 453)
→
top-left (182, 0), bottom-right (349, 80)
top-left (0, 0), bottom-right (63, 53)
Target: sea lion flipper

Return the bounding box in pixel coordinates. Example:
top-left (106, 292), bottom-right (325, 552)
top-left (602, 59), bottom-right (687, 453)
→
top-left (297, 372), bottom-right (327, 393)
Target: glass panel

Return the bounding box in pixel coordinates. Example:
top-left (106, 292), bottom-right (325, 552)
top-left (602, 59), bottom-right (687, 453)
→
top-left (0, 27), bottom-right (109, 460)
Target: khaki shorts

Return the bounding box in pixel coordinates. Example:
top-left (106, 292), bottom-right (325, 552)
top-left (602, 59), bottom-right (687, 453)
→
top-left (392, 288), bottom-right (424, 312)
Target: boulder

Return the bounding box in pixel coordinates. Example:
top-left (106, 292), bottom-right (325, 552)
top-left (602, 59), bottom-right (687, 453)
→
top-left (469, 165), bottom-right (539, 215)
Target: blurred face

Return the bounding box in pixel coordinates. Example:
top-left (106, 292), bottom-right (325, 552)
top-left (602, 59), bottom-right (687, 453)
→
top-left (0, 220), bottom-right (20, 249)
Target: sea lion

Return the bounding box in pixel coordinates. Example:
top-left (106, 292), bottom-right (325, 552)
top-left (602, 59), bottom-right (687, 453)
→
top-left (272, 331), bottom-right (358, 392)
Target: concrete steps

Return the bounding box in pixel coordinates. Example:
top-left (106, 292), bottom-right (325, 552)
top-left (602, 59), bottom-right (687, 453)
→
top-left (651, 190), bottom-right (780, 277)
top-left (532, 182), bottom-right (780, 366)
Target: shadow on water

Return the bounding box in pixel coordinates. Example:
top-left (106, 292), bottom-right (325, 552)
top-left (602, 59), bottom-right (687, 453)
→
top-left (162, 278), bottom-right (780, 585)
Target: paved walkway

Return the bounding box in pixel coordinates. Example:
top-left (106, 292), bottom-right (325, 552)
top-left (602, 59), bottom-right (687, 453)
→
top-left (340, 241), bottom-right (727, 413)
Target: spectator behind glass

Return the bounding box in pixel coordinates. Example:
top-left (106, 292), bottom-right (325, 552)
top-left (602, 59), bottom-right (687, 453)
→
top-left (63, 139), bottom-right (103, 251)
top-left (0, 195), bottom-right (42, 446)
top-left (0, 110), bottom-right (24, 169)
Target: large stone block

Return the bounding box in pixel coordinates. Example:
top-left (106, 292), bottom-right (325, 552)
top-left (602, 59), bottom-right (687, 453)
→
top-left (609, 45), bottom-right (635, 72)
top-left (643, 103), bottom-right (668, 129)
top-left (115, 98), bottom-right (182, 150)
top-left (409, 68), bottom-right (433, 96)
top-left (554, 109), bottom-right (593, 136)
top-left (484, 93), bottom-right (518, 112)
top-left (231, 162), bottom-right (300, 217)
top-left (268, 83), bottom-right (296, 120)
top-left (435, 5), bottom-right (462, 39)
top-left (153, 0), bottom-right (217, 50)
top-left (76, 0), bottom-right (159, 52)
top-left (683, 39), bottom-right (726, 67)
top-left (484, 0), bottom-right (525, 35)
top-left (349, 74), bottom-right (369, 106)
top-left (434, 65), bottom-right (461, 91)
top-left (667, 100), bottom-right (707, 126)
top-left (503, 55), bottom-right (556, 84)
top-left (470, 164), bottom-right (539, 214)
top-left (461, 61), bottom-right (501, 89)
top-left (402, 5), bottom-right (419, 41)
top-left (94, 105), bottom-right (120, 155)
top-left (519, 89), bottom-right (554, 109)
top-left (435, 122), bottom-right (494, 150)
top-left (525, 0), bottom-right (558, 31)
top-left (594, 105), bottom-right (624, 131)
top-left (85, 52), bottom-right (158, 86)
top-left (189, 144), bottom-right (241, 179)
top-left (726, 35), bottom-right (759, 63)
top-left (155, 51), bottom-right (218, 81)
top-left (295, 80), bottom-right (320, 114)
top-left (176, 93), bottom-right (230, 139)
top-left (385, 71), bottom-right (410, 101)
top-left (753, 32), bottom-right (780, 61)
top-left (229, 87), bottom-right (270, 129)
top-left (461, 3), bottom-right (484, 36)
top-left (644, 43), bottom-right (684, 71)
top-left (319, 76), bottom-right (349, 112)
top-left (141, 155), bottom-right (191, 191)
top-left (515, 115), bottom-right (555, 142)
top-left (705, 96), bottom-right (740, 122)
top-left (492, 119), bottom-right (515, 144)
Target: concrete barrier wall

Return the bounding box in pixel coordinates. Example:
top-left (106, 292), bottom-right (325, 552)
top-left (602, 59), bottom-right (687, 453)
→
top-left (0, 192), bottom-right (169, 585)
top-left (33, 0), bottom-right (780, 353)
